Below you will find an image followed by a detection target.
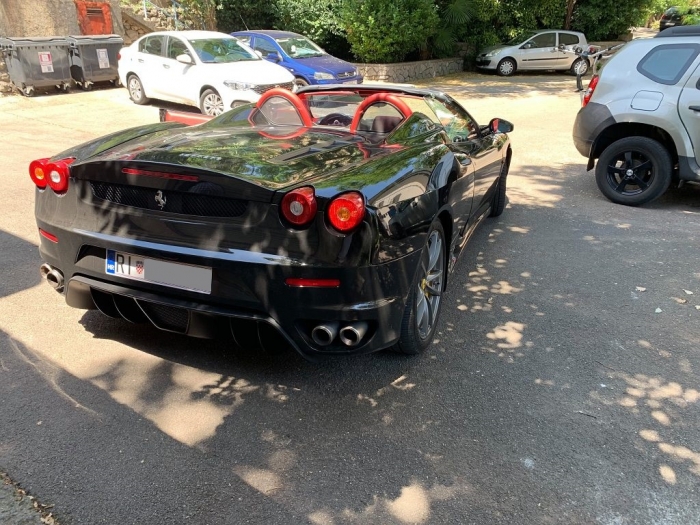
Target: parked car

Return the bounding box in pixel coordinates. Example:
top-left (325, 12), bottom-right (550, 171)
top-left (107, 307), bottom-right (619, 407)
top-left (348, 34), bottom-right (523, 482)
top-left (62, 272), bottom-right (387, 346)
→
top-left (476, 29), bottom-right (591, 76)
top-left (117, 30), bottom-right (295, 116)
top-left (29, 85), bottom-right (513, 359)
top-left (573, 26), bottom-right (700, 206)
top-left (232, 30), bottom-right (363, 89)
top-left (659, 6), bottom-right (699, 31)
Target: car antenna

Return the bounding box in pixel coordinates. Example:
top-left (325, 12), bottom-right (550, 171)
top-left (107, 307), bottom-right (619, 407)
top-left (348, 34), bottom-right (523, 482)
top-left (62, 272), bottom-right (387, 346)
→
top-left (239, 14), bottom-right (249, 31)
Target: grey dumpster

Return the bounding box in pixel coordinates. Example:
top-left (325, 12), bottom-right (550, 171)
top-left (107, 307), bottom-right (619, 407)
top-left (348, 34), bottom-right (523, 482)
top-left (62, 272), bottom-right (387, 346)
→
top-left (67, 34), bottom-right (123, 90)
top-left (0, 37), bottom-right (71, 96)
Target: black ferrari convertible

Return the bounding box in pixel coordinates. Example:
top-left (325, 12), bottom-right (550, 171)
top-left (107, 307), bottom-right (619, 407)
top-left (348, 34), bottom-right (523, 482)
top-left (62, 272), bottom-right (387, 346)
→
top-left (30, 85), bottom-right (512, 359)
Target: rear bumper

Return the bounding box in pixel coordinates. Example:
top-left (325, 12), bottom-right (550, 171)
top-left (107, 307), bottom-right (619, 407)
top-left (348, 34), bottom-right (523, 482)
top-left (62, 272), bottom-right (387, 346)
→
top-left (37, 223), bottom-right (420, 359)
top-left (572, 102), bottom-right (616, 160)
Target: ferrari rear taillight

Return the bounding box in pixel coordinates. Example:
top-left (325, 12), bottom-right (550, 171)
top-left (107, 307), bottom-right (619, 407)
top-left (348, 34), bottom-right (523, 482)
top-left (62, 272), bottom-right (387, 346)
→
top-left (281, 186), bottom-right (317, 227)
top-left (582, 75), bottom-right (599, 108)
top-left (29, 157), bottom-right (75, 193)
top-left (327, 192), bottom-right (365, 233)
top-left (29, 158), bottom-right (50, 188)
top-left (45, 158), bottom-right (75, 194)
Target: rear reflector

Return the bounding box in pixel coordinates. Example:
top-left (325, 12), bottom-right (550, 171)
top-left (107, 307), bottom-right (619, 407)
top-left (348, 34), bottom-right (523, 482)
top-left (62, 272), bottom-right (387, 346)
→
top-left (122, 167), bottom-right (199, 182)
top-left (285, 278), bottom-right (340, 288)
top-left (39, 229), bottom-right (58, 243)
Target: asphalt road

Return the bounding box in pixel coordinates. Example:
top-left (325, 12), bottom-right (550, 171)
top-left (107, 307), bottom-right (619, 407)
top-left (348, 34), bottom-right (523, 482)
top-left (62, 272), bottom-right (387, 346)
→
top-left (1, 74), bottom-right (699, 525)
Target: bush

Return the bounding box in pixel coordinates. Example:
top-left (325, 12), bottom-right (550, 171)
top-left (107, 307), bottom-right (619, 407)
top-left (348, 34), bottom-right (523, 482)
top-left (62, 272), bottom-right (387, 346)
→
top-left (274, 0), bottom-right (350, 58)
top-left (340, 0), bottom-right (439, 63)
top-left (571, 0), bottom-right (658, 39)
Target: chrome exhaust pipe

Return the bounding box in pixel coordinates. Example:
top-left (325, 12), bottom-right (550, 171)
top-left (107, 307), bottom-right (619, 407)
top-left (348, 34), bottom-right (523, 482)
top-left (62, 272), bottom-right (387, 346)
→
top-left (339, 322), bottom-right (368, 347)
top-left (41, 263), bottom-right (64, 292)
top-left (311, 322), bottom-right (338, 346)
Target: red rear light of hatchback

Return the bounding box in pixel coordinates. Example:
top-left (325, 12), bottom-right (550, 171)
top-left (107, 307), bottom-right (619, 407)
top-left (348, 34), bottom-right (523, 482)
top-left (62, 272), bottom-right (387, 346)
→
top-left (582, 75), bottom-right (599, 108)
top-left (280, 186), bottom-right (317, 227)
top-left (327, 192), bottom-right (365, 233)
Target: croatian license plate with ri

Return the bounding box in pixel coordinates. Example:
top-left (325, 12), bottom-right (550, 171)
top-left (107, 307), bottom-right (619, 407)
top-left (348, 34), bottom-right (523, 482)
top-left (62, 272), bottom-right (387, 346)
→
top-left (105, 250), bottom-right (212, 294)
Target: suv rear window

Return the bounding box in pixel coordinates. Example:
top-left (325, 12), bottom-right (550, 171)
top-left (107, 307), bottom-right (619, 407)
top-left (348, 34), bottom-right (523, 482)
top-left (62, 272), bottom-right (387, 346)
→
top-left (637, 43), bottom-right (700, 85)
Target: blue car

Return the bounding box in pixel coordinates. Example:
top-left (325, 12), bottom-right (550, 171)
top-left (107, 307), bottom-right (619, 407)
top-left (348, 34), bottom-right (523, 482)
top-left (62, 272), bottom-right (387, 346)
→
top-left (231, 30), bottom-right (363, 89)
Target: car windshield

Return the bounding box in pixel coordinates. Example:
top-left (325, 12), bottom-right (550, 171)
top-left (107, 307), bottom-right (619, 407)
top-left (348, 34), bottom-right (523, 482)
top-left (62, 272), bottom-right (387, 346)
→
top-left (188, 38), bottom-right (259, 63)
top-left (275, 36), bottom-right (325, 58)
top-left (506, 31), bottom-right (539, 46)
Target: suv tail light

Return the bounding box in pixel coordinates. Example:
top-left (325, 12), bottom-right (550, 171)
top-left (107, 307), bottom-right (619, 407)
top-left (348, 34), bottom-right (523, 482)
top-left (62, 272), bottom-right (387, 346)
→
top-left (582, 75), bottom-right (599, 108)
top-left (280, 186), bottom-right (317, 227)
top-left (327, 192), bottom-right (365, 233)
top-left (30, 157), bottom-right (75, 194)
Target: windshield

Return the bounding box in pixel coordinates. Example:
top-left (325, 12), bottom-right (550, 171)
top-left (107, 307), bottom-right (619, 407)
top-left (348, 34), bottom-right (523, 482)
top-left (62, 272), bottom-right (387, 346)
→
top-left (275, 36), bottom-right (325, 58)
top-left (188, 38), bottom-right (259, 63)
top-left (506, 31), bottom-right (538, 46)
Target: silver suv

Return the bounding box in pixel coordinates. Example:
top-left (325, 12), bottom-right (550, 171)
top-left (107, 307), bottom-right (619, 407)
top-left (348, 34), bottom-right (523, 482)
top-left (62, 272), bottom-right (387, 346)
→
top-left (573, 26), bottom-right (700, 206)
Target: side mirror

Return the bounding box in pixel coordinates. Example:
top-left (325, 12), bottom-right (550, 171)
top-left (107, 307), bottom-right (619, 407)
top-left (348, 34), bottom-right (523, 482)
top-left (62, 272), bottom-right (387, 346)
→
top-left (267, 52), bottom-right (281, 62)
top-left (522, 42), bottom-right (533, 49)
top-left (254, 50), bottom-right (263, 58)
top-left (176, 53), bottom-right (193, 65)
top-left (490, 118), bottom-right (514, 134)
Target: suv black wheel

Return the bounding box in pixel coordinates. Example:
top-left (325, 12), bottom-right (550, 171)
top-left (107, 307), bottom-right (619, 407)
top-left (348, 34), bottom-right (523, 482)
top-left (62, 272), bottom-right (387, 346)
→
top-left (595, 137), bottom-right (672, 206)
top-left (394, 219), bottom-right (446, 355)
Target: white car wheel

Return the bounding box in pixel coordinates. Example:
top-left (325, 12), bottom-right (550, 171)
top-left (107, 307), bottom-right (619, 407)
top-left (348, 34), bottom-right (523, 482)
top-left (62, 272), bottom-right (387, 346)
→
top-left (200, 89), bottom-right (225, 116)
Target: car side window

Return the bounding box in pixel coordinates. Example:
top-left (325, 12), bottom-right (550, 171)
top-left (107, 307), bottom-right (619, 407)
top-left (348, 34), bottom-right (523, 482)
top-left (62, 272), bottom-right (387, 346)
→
top-left (253, 38), bottom-right (279, 58)
top-left (637, 44), bottom-right (700, 85)
top-left (528, 33), bottom-right (556, 48)
top-left (139, 35), bottom-right (165, 56)
top-left (166, 37), bottom-right (189, 60)
top-left (236, 36), bottom-right (251, 45)
top-left (559, 33), bottom-right (580, 46)
top-left (425, 99), bottom-right (479, 142)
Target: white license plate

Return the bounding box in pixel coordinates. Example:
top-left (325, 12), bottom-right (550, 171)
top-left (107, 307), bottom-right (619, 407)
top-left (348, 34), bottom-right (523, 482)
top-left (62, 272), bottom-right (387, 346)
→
top-left (342, 80), bottom-right (358, 84)
top-left (105, 250), bottom-right (212, 294)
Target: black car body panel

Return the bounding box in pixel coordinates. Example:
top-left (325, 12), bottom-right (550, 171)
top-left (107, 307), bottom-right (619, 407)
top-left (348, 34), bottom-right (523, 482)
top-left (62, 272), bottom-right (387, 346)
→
top-left (33, 86), bottom-right (512, 358)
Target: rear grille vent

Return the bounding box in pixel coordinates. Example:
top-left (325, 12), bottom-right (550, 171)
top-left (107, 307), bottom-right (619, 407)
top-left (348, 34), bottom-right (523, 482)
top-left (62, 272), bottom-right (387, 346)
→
top-left (138, 301), bottom-right (189, 333)
top-left (89, 181), bottom-right (248, 218)
top-left (252, 81), bottom-right (294, 95)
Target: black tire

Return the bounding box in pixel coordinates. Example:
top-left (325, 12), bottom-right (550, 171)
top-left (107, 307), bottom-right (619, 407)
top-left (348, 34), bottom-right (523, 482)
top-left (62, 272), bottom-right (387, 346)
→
top-left (594, 137), bottom-right (672, 206)
top-left (127, 74), bottom-right (149, 105)
top-left (570, 57), bottom-right (589, 76)
top-left (199, 88), bottom-right (225, 116)
top-left (394, 219), bottom-right (447, 355)
top-left (490, 157), bottom-right (509, 217)
top-left (293, 77), bottom-right (309, 90)
top-left (497, 58), bottom-right (516, 77)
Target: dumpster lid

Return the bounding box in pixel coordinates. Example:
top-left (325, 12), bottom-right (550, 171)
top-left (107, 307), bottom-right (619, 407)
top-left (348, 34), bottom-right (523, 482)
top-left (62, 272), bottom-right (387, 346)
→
top-left (67, 35), bottom-right (124, 46)
top-left (0, 36), bottom-right (69, 49)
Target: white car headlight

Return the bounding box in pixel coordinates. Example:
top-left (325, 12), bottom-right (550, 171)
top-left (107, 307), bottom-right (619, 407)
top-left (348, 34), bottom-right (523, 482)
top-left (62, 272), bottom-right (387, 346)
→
top-left (313, 72), bottom-right (335, 80)
top-left (484, 50), bottom-right (499, 58)
top-left (224, 81), bottom-right (255, 91)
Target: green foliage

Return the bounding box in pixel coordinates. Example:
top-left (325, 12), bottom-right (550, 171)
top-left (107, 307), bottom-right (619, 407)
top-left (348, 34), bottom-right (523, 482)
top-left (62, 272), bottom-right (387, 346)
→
top-left (215, 0), bottom-right (277, 33)
top-left (339, 0), bottom-right (439, 63)
top-left (572, 0), bottom-right (657, 39)
top-left (178, 0), bottom-right (218, 29)
top-left (432, 0), bottom-right (476, 58)
top-left (274, 0), bottom-right (350, 58)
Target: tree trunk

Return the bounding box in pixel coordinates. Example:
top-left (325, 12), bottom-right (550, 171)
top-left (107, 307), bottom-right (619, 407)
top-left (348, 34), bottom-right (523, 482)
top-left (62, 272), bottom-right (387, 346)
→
top-left (565, 0), bottom-right (576, 29)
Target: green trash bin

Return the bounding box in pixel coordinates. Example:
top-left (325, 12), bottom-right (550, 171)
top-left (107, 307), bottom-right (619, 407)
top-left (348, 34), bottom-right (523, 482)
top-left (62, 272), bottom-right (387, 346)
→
top-left (0, 37), bottom-right (71, 96)
top-left (67, 34), bottom-right (124, 90)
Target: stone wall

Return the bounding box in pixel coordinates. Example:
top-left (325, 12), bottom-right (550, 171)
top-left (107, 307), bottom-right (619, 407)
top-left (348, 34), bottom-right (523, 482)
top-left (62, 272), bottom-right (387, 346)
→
top-left (0, 55), bottom-right (11, 94)
top-left (122, 10), bottom-right (158, 45)
top-left (354, 57), bottom-right (463, 83)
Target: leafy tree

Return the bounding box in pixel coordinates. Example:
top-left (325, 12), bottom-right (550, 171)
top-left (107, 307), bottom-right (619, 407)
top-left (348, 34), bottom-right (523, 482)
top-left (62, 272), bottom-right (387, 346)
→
top-left (215, 0), bottom-right (277, 32)
top-left (572, 0), bottom-right (657, 39)
top-left (274, 0), bottom-right (350, 58)
top-left (339, 0), bottom-right (439, 63)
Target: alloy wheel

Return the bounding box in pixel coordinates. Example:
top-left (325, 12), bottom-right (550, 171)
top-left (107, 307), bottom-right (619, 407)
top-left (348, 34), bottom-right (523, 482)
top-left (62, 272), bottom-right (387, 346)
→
top-left (605, 150), bottom-right (655, 197)
top-left (415, 230), bottom-right (444, 340)
top-left (128, 77), bottom-right (142, 100)
top-left (202, 93), bottom-right (224, 116)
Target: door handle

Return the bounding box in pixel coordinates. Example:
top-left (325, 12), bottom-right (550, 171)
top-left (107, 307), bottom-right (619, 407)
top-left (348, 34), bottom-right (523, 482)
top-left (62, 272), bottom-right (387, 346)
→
top-left (163, 64), bottom-right (170, 69)
top-left (690, 105), bottom-right (700, 112)
top-left (137, 59), bottom-right (144, 63)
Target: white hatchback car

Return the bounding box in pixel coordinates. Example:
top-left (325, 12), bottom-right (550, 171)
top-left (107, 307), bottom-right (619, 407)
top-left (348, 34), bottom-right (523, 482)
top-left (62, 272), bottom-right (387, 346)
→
top-left (118, 30), bottom-right (295, 115)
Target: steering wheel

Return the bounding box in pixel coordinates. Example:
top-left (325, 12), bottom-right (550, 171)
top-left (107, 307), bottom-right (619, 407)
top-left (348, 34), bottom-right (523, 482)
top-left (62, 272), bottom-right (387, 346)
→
top-left (318, 113), bottom-right (353, 127)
